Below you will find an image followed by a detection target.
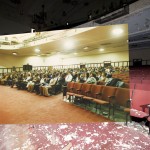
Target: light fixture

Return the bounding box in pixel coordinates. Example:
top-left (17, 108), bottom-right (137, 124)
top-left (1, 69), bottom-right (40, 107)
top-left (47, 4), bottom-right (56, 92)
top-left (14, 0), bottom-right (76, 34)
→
top-left (74, 53), bottom-right (78, 55)
top-left (64, 39), bottom-right (74, 50)
top-left (84, 47), bottom-right (88, 50)
top-left (12, 52), bottom-right (17, 55)
top-left (35, 48), bottom-right (40, 52)
top-left (99, 48), bottom-right (104, 51)
top-left (112, 28), bottom-right (123, 35)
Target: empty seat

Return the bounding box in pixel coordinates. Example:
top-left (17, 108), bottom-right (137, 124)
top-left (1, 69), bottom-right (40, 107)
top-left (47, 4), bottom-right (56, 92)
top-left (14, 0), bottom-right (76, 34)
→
top-left (67, 82), bottom-right (75, 92)
top-left (74, 83), bottom-right (92, 102)
top-left (83, 85), bottom-right (104, 100)
top-left (126, 90), bottom-right (150, 134)
top-left (67, 82), bottom-right (83, 102)
top-left (92, 86), bottom-right (117, 117)
top-left (111, 88), bottom-right (130, 120)
top-left (83, 85), bottom-right (104, 108)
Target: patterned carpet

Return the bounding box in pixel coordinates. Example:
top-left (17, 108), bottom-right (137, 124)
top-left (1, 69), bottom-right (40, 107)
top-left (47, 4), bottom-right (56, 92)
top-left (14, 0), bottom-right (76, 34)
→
top-left (0, 122), bottom-right (150, 150)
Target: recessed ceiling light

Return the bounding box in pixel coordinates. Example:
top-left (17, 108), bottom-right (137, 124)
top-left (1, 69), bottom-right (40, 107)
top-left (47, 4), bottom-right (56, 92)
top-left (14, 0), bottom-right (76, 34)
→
top-left (84, 47), bottom-right (88, 50)
top-left (99, 48), bottom-right (104, 51)
top-left (74, 53), bottom-right (78, 55)
top-left (12, 52), bottom-right (17, 55)
top-left (64, 39), bottom-right (74, 50)
top-left (35, 48), bottom-right (40, 52)
top-left (112, 28), bottom-right (123, 35)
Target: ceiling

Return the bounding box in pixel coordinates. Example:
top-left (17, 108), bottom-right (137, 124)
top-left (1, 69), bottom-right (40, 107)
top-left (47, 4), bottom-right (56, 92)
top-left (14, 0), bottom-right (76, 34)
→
top-left (0, 0), bottom-right (137, 32)
top-left (0, 24), bottom-right (128, 58)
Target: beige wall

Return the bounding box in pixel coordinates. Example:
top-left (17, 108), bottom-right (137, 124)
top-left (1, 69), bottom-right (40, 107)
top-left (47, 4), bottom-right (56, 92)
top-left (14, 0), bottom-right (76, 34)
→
top-left (62, 51), bottom-right (128, 65)
top-left (0, 50), bottom-right (129, 68)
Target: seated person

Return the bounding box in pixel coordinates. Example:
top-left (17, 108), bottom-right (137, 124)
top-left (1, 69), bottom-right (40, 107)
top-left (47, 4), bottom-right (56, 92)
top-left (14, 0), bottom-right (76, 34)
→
top-left (86, 72), bottom-right (97, 84)
top-left (39, 75), bottom-right (51, 95)
top-left (34, 74), bottom-right (46, 94)
top-left (10, 73), bottom-right (18, 88)
top-left (64, 71), bottom-right (73, 85)
top-left (40, 74), bottom-right (58, 96)
top-left (20, 73), bottom-right (32, 90)
top-left (27, 74), bottom-right (40, 92)
top-left (0, 73), bottom-right (9, 85)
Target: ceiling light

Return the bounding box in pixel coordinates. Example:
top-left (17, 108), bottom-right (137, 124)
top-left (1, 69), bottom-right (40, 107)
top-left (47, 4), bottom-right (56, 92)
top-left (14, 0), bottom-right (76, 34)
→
top-left (112, 28), bottom-right (123, 35)
top-left (74, 53), bottom-right (78, 55)
top-left (64, 39), bottom-right (74, 50)
top-left (12, 52), bottom-right (17, 55)
top-left (99, 48), bottom-right (104, 51)
top-left (84, 47), bottom-right (88, 50)
top-left (35, 48), bottom-right (40, 52)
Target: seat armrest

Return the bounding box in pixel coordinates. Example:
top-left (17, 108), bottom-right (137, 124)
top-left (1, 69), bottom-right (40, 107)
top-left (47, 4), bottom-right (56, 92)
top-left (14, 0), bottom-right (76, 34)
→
top-left (95, 92), bottom-right (102, 98)
top-left (108, 95), bottom-right (115, 98)
top-left (68, 87), bottom-right (73, 91)
top-left (95, 92), bottom-right (102, 95)
top-left (76, 89), bottom-right (81, 93)
top-left (108, 95), bottom-right (115, 103)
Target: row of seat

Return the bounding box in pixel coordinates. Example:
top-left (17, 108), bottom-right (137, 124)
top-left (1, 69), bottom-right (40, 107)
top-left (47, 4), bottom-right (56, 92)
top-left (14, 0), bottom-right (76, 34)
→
top-left (125, 89), bottom-right (150, 134)
top-left (130, 79), bottom-right (150, 84)
top-left (66, 82), bottom-right (130, 119)
top-left (130, 83), bottom-right (150, 91)
top-left (130, 76), bottom-right (150, 79)
top-left (66, 82), bottom-right (150, 134)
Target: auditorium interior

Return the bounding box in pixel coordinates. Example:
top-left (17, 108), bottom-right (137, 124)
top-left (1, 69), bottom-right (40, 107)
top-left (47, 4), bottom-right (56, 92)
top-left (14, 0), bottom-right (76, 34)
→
top-left (0, 0), bottom-right (150, 149)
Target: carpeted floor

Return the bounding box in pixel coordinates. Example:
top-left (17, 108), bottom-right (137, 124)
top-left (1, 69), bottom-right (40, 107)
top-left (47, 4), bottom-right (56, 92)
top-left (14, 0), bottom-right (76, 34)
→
top-left (0, 85), bottom-right (111, 124)
top-left (0, 122), bottom-right (150, 149)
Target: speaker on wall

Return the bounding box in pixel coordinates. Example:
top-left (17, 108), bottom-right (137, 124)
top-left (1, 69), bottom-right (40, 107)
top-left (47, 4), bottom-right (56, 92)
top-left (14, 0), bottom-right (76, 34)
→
top-left (23, 65), bottom-right (32, 71)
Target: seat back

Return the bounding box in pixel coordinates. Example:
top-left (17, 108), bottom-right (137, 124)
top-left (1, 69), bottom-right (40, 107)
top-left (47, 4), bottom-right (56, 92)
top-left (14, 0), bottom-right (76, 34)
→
top-left (79, 83), bottom-right (92, 95)
top-left (114, 88), bottom-right (130, 107)
top-left (72, 83), bottom-right (83, 94)
top-left (131, 89), bottom-right (150, 113)
top-left (101, 86), bottom-right (117, 101)
top-left (67, 82), bottom-right (74, 92)
top-left (89, 85), bottom-right (104, 98)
